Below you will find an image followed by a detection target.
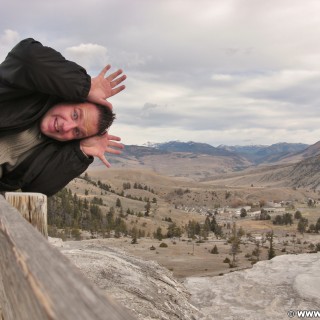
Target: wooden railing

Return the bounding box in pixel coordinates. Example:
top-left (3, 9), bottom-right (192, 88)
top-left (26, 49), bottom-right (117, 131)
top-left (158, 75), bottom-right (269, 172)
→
top-left (0, 194), bottom-right (136, 320)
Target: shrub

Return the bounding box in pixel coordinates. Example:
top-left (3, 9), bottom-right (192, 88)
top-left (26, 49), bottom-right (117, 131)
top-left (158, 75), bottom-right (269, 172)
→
top-left (223, 257), bottom-right (231, 264)
top-left (210, 245), bottom-right (219, 254)
top-left (159, 242), bottom-right (168, 248)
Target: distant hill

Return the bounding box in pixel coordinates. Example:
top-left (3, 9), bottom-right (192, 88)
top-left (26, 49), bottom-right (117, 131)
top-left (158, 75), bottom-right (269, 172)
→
top-left (96, 141), bottom-right (251, 181)
top-left (288, 154), bottom-right (320, 188)
top-left (258, 153), bottom-right (320, 189)
top-left (217, 144), bottom-right (267, 155)
top-left (153, 141), bottom-right (236, 156)
top-left (202, 152), bottom-right (320, 190)
top-left (276, 140), bottom-right (320, 163)
top-left (120, 145), bottom-right (168, 158)
top-left (218, 142), bottom-right (309, 164)
top-left (94, 140), bottom-right (320, 183)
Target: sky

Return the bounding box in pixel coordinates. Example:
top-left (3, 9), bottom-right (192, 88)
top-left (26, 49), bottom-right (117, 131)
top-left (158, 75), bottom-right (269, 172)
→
top-left (2, 0), bottom-right (320, 147)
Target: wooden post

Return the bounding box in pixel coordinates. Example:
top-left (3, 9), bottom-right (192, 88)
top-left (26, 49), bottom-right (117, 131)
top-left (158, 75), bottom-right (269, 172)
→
top-left (5, 192), bottom-right (48, 238)
top-left (0, 195), bottom-right (136, 320)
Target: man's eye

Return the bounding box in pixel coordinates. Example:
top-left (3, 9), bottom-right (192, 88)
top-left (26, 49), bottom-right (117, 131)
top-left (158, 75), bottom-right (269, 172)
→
top-left (73, 111), bottom-right (78, 120)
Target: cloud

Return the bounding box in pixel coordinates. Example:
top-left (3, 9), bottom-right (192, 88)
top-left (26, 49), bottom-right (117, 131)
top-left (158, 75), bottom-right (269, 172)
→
top-left (2, 0), bottom-right (320, 146)
top-left (140, 103), bottom-right (159, 117)
top-left (0, 29), bottom-right (20, 61)
top-left (65, 43), bottom-right (109, 73)
top-left (0, 29), bottom-right (19, 45)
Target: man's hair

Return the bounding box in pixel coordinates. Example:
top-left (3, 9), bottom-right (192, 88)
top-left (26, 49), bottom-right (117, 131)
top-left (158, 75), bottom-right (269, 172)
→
top-left (94, 104), bottom-right (116, 135)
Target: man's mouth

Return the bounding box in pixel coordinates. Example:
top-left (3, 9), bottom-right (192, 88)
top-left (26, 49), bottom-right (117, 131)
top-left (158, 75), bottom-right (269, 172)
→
top-left (54, 118), bottom-right (59, 132)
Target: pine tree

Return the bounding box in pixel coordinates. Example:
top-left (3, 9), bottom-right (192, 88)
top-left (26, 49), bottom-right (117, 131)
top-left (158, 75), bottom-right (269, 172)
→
top-left (145, 201), bottom-right (151, 215)
top-left (229, 223), bottom-right (242, 266)
top-left (210, 245), bottom-right (219, 254)
top-left (154, 227), bottom-right (163, 240)
top-left (267, 231), bottom-right (276, 260)
top-left (297, 217), bottom-right (308, 234)
top-left (116, 198), bottom-right (122, 208)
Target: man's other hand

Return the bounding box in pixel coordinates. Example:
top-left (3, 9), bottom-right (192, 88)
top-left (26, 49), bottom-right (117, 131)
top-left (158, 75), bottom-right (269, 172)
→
top-left (87, 65), bottom-right (126, 109)
top-left (80, 133), bottom-right (124, 167)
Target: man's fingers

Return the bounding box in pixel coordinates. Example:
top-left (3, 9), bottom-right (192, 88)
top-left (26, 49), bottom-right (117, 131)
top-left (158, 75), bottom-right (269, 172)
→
top-left (106, 147), bottom-right (123, 155)
top-left (99, 155), bottom-right (111, 168)
top-left (106, 134), bottom-right (121, 141)
top-left (110, 85), bottom-right (126, 97)
top-left (107, 69), bottom-right (123, 81)
top-left (99, 65), bottom-right (111, 77)
top-left (106, 145), bottom-right (124, 153)
top-left (111, 75), bottom-right (127, 88)
top-left (107, 140), bottom-right (124, 149)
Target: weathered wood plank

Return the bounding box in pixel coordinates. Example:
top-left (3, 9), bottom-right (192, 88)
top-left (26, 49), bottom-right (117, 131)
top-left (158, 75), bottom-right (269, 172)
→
top-left (0, 195), bottom-right (136, 320)
top-left (5, 192), bottom-right (48, 238)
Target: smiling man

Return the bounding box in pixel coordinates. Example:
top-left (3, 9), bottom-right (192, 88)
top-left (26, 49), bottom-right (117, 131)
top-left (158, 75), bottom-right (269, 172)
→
top-left (0, 38), bottom-right (126, 196)
top-left (40, 102), bottom-right (115, 141)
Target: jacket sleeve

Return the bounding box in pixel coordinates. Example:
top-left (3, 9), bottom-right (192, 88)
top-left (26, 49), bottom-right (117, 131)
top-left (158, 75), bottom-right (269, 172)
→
top-left (0, 38), bottom-right (90, 102)
top-left (16, 140), bottom-right (94, 196)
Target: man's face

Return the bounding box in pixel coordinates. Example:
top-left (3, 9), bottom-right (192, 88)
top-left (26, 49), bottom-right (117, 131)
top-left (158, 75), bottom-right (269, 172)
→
top-left (40, 102), bottom-right (100, 141)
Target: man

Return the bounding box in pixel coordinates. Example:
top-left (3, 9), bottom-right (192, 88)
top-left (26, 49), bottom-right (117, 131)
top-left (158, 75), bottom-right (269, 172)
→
top-left (0, 38), bottom-right (126, 196)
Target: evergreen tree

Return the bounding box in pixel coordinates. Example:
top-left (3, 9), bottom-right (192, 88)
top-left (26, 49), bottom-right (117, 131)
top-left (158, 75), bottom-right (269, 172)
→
top-left (186, 220), bottom-right (201, 238)
top-left (154, 227), bottom-right (163, 240)
top-left (315, 217), bottom-right (320, 233)
top-left (210, 245), bottom-right (219, 254)
top-left (294, 210), bottom-right (302, 220)
top-left (210, 215), bottom-right (217, 232)
top-left (297, 217), bottom-right (308, 234)
top-left (214, 224), bottom-right (223, 238)
top-left (240, 208), bottom-right (247, 218)
top-left (116, 198), bottom-right (122, 208)
top-left (252, 240), bottom-right (261, 261)
top-left (229, 223), bottom-right (242, 266)
top-left (167, 222), bottom-right (182, 238)
top-left (267, 231), bottom-right (276, 260)
top-left (145, 201), bottom-right (151, 215)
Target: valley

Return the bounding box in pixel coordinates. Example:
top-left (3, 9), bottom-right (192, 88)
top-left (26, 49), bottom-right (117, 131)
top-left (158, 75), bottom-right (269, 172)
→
top-left (47, 144), bottom-right (320, 278)
top-left (46, 140), bottom-right (320, 318)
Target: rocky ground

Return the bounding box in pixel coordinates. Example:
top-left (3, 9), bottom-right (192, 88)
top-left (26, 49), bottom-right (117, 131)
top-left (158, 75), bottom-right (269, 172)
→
top-left (185, 253), bottom-right (320, 320)
top-left (50, 238), bottom-right (202, 320)
top-left (50, 238), bottom-right (320, 320)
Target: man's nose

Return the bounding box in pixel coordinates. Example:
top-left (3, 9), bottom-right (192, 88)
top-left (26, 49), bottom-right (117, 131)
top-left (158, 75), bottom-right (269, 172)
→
top-left (63, 121), bottom-right (77, 132)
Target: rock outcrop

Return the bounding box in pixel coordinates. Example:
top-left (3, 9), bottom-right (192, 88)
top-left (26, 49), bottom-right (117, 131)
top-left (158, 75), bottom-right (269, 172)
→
top-left (184, 253), bottom-right (320, 320)
top-left (50, 238), bottom-right (202, 320)
top-left (51, 238), bottom-right (320, 320)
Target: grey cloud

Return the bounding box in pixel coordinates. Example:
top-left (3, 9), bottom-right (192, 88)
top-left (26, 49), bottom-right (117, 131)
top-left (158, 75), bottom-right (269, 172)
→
top-left (0, 29), bottom-right (20, 61)
top-left (0, 29), bottom-right (19, 46)
top-left (3, 0), bottom-right (320, 145)
top-left (64, 43), bottom-right (109, 73)
top-left (142, 103), bottom-right (158, 112)
top-left (140, 103), bottom-right (159, 118)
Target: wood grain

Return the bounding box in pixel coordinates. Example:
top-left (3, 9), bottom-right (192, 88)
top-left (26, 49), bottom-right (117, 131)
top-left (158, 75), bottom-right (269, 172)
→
top-left (0, 195), bottom-right (136, 320)
top-left (5, 192), bottom-right (48, 238)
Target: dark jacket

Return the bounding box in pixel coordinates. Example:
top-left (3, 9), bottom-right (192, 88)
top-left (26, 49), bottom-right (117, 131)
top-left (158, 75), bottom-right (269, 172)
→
top-left (0, 38), bottom-right (93, 196)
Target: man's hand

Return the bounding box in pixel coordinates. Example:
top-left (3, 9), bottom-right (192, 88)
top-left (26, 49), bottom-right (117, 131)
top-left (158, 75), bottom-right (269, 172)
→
top-left (80, 133), bottom-right (124, 167)
top-left (87, 65), bottom-right (126, 109)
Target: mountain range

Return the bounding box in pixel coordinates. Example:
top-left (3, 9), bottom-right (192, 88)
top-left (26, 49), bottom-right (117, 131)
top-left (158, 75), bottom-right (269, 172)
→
top-left (98, 140), bottom-right (320, 188)
top-left (120, 141), bottom-right (311, 164)
top-left (217, 142), bottom-right (309, 163)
